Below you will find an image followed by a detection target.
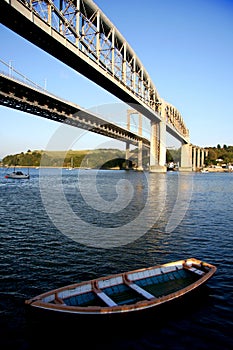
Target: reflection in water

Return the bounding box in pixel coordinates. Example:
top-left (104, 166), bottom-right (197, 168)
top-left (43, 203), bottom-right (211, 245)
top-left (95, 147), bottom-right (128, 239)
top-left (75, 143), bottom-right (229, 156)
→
top-left (39, 169), bottom-right (193, 248)
top-left (39, 169), bottom-right (164, 247)
top-left (0, 168), bottom-right (232, 350)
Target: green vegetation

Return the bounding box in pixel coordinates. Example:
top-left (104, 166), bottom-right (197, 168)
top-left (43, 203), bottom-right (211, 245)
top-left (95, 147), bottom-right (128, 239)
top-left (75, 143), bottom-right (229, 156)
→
top-left (205, 145), bottom-right (233, 165)
top-left (1, 144), bottom-right (232, 169)
top-left (166, 145), bottom-right (233, 166)
top-left (1, 149), bottom-right (132, 169)
top-left (166, 148), bottom-right (181, 164)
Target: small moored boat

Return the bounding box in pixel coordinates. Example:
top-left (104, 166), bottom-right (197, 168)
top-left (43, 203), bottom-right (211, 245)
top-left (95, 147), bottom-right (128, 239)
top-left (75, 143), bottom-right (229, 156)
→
top-left (5, 168), bottom-right (30, 179)
top-left (25, 258), bottom-right (216, 317)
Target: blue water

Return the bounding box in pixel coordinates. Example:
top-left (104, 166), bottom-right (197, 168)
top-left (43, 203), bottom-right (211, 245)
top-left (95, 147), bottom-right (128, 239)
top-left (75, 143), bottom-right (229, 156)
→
top-left (0, 168), bottom-right (232, 349)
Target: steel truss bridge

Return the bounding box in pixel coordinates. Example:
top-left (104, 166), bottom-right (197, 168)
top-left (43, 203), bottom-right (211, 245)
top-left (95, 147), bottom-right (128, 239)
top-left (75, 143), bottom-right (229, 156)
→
top-left (0, 0), bottom-right (195, 171)
top-left (0, 71), bottom-right (150, 148)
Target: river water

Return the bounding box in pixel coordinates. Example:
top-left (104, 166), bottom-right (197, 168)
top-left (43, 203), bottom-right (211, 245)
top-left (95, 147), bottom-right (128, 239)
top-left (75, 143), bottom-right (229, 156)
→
top-left (0, 167), bottom-right (232, 349)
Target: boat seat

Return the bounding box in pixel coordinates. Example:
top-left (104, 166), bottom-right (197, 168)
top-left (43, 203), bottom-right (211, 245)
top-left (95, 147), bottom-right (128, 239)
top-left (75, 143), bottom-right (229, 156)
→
top-left (188, 267), bottom-right (205, 276)
top-left (91, 280), bottom-right (118, 307)
top-left (128, 283), bottom-right (155, 300)
top-left (184, 264), bottom-right (205, 276)
top-left (95, 291), bottom-right (117, 307)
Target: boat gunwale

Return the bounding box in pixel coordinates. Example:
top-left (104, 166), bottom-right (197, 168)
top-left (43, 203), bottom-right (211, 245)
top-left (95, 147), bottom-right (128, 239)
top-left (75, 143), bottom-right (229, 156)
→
top-left (25, 258), bottom-right (217, 315)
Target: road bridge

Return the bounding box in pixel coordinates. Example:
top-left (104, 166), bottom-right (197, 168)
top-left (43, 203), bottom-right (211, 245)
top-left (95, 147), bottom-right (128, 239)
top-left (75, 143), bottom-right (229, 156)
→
top-left (0, 72), bottom-right (150, 149)
top-left (0, 0), bottom-right (194, 171)
top-left (0, 69), bottom-right (207, 171)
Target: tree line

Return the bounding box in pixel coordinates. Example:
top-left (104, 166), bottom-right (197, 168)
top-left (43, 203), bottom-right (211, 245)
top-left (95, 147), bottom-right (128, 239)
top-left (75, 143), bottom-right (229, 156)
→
top-left (1, 149), bottom-right (132, 169)
top-left (1, 145), bottom-right (232, 169)
top-left (205, 145), bottom-right (233, 165)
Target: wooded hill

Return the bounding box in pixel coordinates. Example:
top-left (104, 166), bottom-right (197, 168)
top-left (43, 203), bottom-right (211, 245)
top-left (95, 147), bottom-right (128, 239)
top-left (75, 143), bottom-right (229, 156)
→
top-left (204, 145), bottom-right (233, 165)
top-left (2, 145), bottom-right (232, 169)
top-left (1, 149), bottom-right (136, 169)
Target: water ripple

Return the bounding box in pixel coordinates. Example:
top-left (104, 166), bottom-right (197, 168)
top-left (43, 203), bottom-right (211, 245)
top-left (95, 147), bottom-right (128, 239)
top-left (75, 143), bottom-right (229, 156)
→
top-left (0, 169), bottom-right (232, 349)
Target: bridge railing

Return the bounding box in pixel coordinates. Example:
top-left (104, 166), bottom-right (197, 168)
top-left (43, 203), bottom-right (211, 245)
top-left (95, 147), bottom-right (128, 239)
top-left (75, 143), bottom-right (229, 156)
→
top-left (0, 58), bottom-right (46, 92)
top-left (1, 0), bottom-right (190, 143)
top-left (165, 102), bottom-right (189, 139)
top-left (20, 0), bottom-right (159, 109)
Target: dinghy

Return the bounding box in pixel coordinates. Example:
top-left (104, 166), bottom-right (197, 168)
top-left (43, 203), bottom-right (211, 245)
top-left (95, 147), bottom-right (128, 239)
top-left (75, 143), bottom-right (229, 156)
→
top-left (25, 258), bottom-right (216, 317)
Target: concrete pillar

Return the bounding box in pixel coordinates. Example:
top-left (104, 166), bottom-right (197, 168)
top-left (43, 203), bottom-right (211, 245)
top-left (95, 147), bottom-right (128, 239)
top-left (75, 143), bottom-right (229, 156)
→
top-left (179, 143), bottom-right (192, 171)
top-left (137, 113), bottom-right (143, 171)
top-left (197, 148), bottom-right (201, 169)
top-left (192, 146), bottom-right (196, 171)
top-left (149, 101), bottom-right (167, 173)
top-left (149, 120), bottom-right (167, 173)
top-left (201, 149), bottom-right (205, 167)
top-left (138, 113), bottom-right (142, 136)
top-left (125, 142), bottom-right (130, 169)
top-left (159, 120), bottom-right (167, 168)
top-left (137, 140), bottom-right (143, 171)
top-left (127, 109), bottom-right (131, 130)
top-left (126, 109), bottom-right (145, 170)
top-left (125, 110), bottom-right (131, 169)
top-left (150, 121), bottom-right (158, 167)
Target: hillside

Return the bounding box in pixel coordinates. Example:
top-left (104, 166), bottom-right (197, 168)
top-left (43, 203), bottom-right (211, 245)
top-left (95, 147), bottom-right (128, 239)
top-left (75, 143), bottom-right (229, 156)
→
top-left (1, 145), bottom-right (232, 169)
top-left (204, 145), bottom-right (233, 165)
top-left (1, 149), bottom-right (135, 169)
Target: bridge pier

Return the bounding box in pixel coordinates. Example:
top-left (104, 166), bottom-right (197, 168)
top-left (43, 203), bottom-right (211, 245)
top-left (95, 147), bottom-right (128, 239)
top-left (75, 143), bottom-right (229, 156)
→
top-left (201, 149), bottom-right (207, 167)
top-left (192, 146), bottom-right (208, 171)
top-left (126, 109), bottom-right (144, 171)
top-left (125, 142), bottom-right (131, 169)
top-left (197, 148), bottom-right (201, 169)
top-left (192, 146), bottom-right (197, 171)
top-left (149, 120), bottom-right (167, 173)
top-left (137, 112), bottom-right (143, 171)
top-left (137, 140), bottom-right (143, 171)
top-left (179, 143), bottom-right (193, 172)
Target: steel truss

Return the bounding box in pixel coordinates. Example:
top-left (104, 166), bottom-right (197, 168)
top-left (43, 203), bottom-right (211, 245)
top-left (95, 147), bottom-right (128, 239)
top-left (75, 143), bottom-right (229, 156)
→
top-left (1, 0), bottom-right (189, 141)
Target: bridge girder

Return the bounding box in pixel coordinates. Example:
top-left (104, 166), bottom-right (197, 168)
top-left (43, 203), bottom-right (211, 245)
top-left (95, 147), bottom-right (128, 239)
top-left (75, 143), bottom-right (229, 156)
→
top-left (0, 0), bottom-right (189, 143)
top-left (0, 73), bottom-right (150, 147)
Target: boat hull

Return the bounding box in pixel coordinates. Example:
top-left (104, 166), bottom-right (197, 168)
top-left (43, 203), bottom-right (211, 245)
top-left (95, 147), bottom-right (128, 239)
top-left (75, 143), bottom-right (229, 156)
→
top-left (5, 171), bottom-right (30, 179)
top-left (25, 258), bottom-right (217, 317)
top-left (5, 175), bottom-right (30, 179)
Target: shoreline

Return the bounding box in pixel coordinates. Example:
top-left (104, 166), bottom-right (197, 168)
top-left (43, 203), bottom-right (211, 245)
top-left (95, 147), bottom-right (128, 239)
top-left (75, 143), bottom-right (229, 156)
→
top-left (199, 167), bottom-right (233, 173)
top-left (1, 166), bottom-right (232, 172)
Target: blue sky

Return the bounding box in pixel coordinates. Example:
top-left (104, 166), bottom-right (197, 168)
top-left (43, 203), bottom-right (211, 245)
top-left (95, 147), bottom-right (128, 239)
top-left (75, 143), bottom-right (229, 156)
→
top-left (0, 0), bottom-right (233, 159)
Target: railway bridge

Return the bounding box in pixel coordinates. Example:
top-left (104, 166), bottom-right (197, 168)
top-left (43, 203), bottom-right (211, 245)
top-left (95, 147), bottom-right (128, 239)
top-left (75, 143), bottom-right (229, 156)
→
top-left (0, 0), bottom-right (205, 171)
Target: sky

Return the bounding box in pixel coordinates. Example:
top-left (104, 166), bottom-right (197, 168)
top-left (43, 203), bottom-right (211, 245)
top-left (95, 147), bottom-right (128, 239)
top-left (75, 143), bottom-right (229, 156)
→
top-left (0, 0), bottom-right (233, 159)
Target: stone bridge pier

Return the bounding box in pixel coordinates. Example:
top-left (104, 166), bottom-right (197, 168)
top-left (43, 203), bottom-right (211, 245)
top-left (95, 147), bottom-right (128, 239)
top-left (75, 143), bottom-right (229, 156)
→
top-left (149, 102), bottom-right (167, 173)
top-left (192, 146), bottom-right (208, 171)
top-left (126, 109), bottom-right (167, 172)
top-left (126, 109), bottom-right (144, 171)
top-left (149, 119), bottom-right (167, 172)
top-left (125, 109), bottom-right (207, 173)
top-left (179, 144), bottom-right (208, 171)
top-left (179, 143), bottom-right (193, 172)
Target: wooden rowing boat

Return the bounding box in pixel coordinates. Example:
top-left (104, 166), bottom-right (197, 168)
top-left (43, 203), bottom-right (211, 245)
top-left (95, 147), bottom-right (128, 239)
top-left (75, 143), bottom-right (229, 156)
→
top-left (25, 258), bottom-right (216, 317)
